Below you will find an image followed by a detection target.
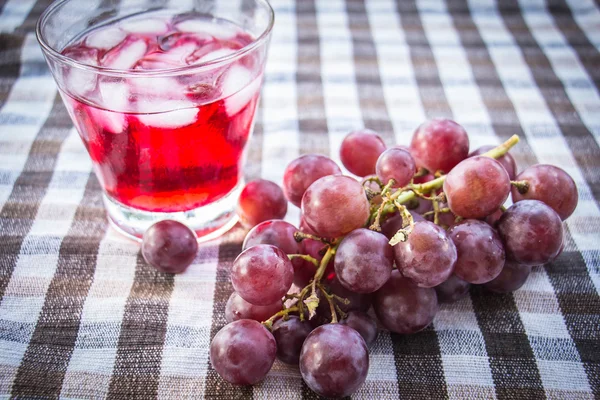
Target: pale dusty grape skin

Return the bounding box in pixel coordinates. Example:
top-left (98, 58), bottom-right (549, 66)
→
top-left (409, 119), bottom-right (469, 173)
top-left (334, 229), bottom-right (393, 293)
top-left (283, 154), bottom-right (342, 207)
top-left (394, 221), bottom-right (457, 288)
top-left (497, 200), bottom-right (564, 266)
top-left (210, 319), bottom-right (277, 385)
top-left (237, 179), bottom-right (287, 228)
top-left (483, 262), bottom-right (532, 293)
top-left (299, 324), bottom-right (369, 398)
top-left (511, 164), bottom-right (578, 221)
top-left (141, 220), bottom-right (198, 274)
top-left (443, 156), bottom-right (511, 219)
top-left (339, 311), bottom-right (379, 348)
top-left (435, 275), bottom-right (471, 304)
top-left (272, 315), bottom-right (313, 364)
top-left (225, 292), bottom-right (282, 323)
top-left (340, 129), bottom-right (387, 177)
top-left (231, 245), bottom-right (294, 305)
top-left (374, 270), bottom-right (438, 334)
top-left (301, 175), bottom-right (370, 238)
top-left (447, 220), bottom-right (505, 284)
top-left (376, 147), bottom-right (416, 188)
top-left (469, 145), bottom-right (517, 180)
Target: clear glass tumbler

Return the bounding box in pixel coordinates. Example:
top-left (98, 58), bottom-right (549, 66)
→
top-left (36, 0), bottom-right (274, 241)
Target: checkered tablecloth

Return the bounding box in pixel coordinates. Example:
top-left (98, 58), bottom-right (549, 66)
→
top-left (0, 0), bottom-right (599, 398)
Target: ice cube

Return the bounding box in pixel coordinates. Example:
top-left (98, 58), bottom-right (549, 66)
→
top-left (175, 18), bottom-right (239, 40)
top-left (86, 26), bottom-right (127, 50)
top-left (159, 31), bottom-right (213, 51)
top-left (102, 38), bottom-right (148, 70)
top-left (138, 42), bottom-right (197, 69)
top-left (219, 65), bottom-right (261, 115)
top-left (91, 81), bottom-right (130, 133)
top-left (198, 48), bottom-right (237, 63)
top-left (120, 18), bottom-right (169, 35)
top-left (63, 47), bottom-right (100, 97)
top-left (137, 100), bottom-right (198, 129)
top-left (130, 76), bottom-right (184, 100)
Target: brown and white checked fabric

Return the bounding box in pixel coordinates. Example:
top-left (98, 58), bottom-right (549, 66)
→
top-left (0, 0), bottom-right (599, 398)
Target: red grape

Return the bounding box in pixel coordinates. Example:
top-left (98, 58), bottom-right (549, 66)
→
top-left (231, 245), bottom-right (294, 305)
top-left (340, 311), bottom-right (378, 348)
top-left (394, 221), bottom-right (457, 288)
top-left (374, 270), bottom-right (438, 334)
top-left (300, 238), bottom-right (333, 284)
top-left (141, 220), bottom-right (198, 274)
top-left (334, 229), bottom-right (393, 293)
top-left (483, 261), bottom-right (531, 293)
top-left (497, 200), bottom-right (563, 266)
top-left (410, 119), bottom-right (469, 173)
top-left (511, 164), bottom-right (578, 220)
top-left (299, 214), bottom-right (318, 235)
top-left (272, 315), bottom-right (313, 364)
top-left (210, 319), bottom-right (276, 385)
top-left (435, 275), bottom-right (471, 303)
top-left (301, 175), bottom-right (370, 238)
top-left (376, 147), bottom-right (416, 187)
top-left (443, 156), bottom-right (511, 219)
top-left (424, 201), bottom-right (458, 228)
top-left (299, 324), bottom-right (369, 398)
top-left (225, 292), bottom-right (282, 323)
top-left (340, 129), bottom-right (387, 177)
top-left (469, 145), bottom-right (517, 179)
top-left (380, 211), bottom-right (425, 240)
top-left (484, 208), bottom-right (503, 227)
top-left (283, 154), bottom-right (342, 207)
top-left (237, 179), bottom-right (287, 228)
top-left (447, 220), bottom-right (505, 284)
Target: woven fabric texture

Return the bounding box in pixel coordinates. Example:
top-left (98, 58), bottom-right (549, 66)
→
top-left (0, 0), bottom-right (599, 399)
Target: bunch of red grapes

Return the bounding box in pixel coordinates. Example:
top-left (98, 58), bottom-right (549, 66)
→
top-left (141, 119), bottom-right (577, 399)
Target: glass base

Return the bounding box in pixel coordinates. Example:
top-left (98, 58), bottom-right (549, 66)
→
top-left (103, 184), bottom-right (242, 243)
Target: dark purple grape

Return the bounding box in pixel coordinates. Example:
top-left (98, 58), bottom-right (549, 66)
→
top-left (231, 245), bottom-right (294, 305)
top-left (340, 129), bottom-right (387, 177)
top-left (317, 278), bottom-right (372, 322)
top-left (469, 145), bottom-right (517, 179)
top-left (340, 311), bottom-right (378, 347)
top-left (410, 119), bottom-right (469, 173)
top-left (497, 200), bottom-right (563, 266)
top-left (210, 319), bottom-right (276, 385)
top-left (225, 292), bottom-right (282, 323)
top-left (380, 210), bottom-right (426, 241)
top-left (484, 208), bottom-right (503, 228)
top-left (301, 175), bottom-right (370, 238)
top-left (374, 270), bottom-right (438, 334)
top-left (272, 315), bottom-right (313, 364)
top-left (443, 156), bottom-right (511, 219)
top-left (376, 147), bottom-right (416, 188)
top-left (394, 221), bottom-right (457, 287)
top-left (447, 220), bottom-right (505, 284)
top-left (483, 261), bottom-right (531, 293)
top-left (334, 229), bottom-right (393, 293)
top-left (141, 220), bottom-right (198, 274)
top-left (237, 179), bottom-right (287, 228)
top-left (299, 324), bottom-right (369, 398)
top-left (511, 164), bottom-right (578, 221)
top-left (435, 275), bottom-right (471, 303)
top-left (424, 201), bottom-right (458, 228)
top-left (283, 154), bottom-right (342, 207)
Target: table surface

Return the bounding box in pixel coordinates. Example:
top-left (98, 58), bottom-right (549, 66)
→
top-left (1, 0), bottom-right (599, 399)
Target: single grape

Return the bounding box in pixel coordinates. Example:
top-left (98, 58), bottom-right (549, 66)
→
top-left (317, 278), bottom-right (372, 322)
top-left (225, 292), bottom-right (282, 323)
top-left (409, 119), bottom-right (469, 173)
top-left (272, 315), bottom-right (313, 364)
top-left (394, 221), bottom-right (457, 287)
top-left (210, 319), bottom-right (276, 385)
top-left (435, 275), bottom-right (471, 303)
top-left (469, 145), bottom-right (517, 179)
top-left (374, 270), bottom-right (438, 334)
top-left (301, 175), bottom-right (370, 238)
top-left (511, 164), bottom-right (578, 220)
top-left (447, 220), bottom-right (505, 284)
top-left (237, 179), bottom-right (287, 228)
top-left (380, 211), bottom-right (425, 240)
top-left (299, 324), bottom-right (369, 398)
top-left (283, 154), bottom-right (342, 207)
top-left (376, 147), bottom-right (416, 188)
top-left (497, 200), bottom-right (563, 266)
top-left (443, 156), bottom-right (511, 219)
top-left (334, 229), bottom-right (393, 293)
top-left (483, 261), bottom-right (531, 293)
top-left (340, 129), bottom-right (387, 177)
top-left (299, 214), bottom-right (318, 235)
top-left (231, 245), bottom-right (294, 305)
top-left (339, 311), bottom-right (378, 347)
top-left (141, 220), bottom-right (198, 274)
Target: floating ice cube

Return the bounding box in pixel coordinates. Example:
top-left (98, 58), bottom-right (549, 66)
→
top-left (137, 100), bottom-right (198, 129)
top-left (90, 80), bottom-right (129, 133)
top-left (86, 26), bottom-right (127, 50)
top-left (102, 38), bottom-right (148, 70)
top-left (219, 65), bottom-right (261, 116)
top-left (120, 18), bottom-right (169, 35)
top-left (130, 76), bottom-right (184, 100)
top-left (63, 48), bottom-right (100, 97)
top-left (198, 48), bottom-right (237, 63)
top-left (138, 42), bottom-right (197, 69)
top-left (175, 18), bottom-right (239, 40)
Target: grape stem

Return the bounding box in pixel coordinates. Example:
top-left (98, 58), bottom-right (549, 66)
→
top-left (511, 180), bottom-right (530, 194)
top-left (262, 306), bottom-right (300, 330)
top-left (288, 254), bottom-right (319, 267)
top-left (293, 231), bottom-right (332, 245)
top-left (317, 282), bottom-right (338, 323)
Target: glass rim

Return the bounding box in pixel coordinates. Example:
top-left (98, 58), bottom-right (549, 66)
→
top-left (35, 0), bottom-right (275, 78)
